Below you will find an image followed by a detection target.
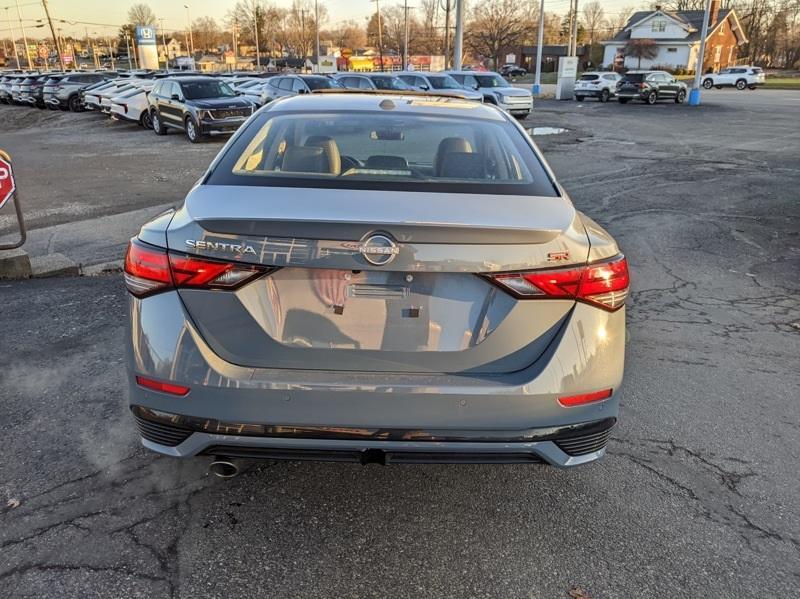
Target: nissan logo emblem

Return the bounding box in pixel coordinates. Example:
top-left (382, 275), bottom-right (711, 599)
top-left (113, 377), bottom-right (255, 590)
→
top-left (358, 234), bottom-right (399, 266)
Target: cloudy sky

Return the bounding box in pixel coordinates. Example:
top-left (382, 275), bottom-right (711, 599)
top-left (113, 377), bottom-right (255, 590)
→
top-left (13, 0), bottom-right (648, 38)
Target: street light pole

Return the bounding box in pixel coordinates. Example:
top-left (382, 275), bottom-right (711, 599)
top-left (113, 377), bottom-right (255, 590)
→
top-left (124, 32), bottom-right (133, 69)
top-left (453, 0), bottom-right (463, 70)
top-left (4, 7), bottom-right (20, 69)
top-left (41, 0), bottom-right (65, 71)
top-left (532, 0), bottom-right (545, 95)
top-left (159, 18), bottom-right (168, 67)
top-left (689, 0), bottom-right (712, 106)
top-left (184, 4), bottom-right (194, 56)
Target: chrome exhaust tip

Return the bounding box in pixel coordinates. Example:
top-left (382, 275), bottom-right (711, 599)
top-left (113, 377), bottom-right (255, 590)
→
top-left (209, 458), bottom-right (239, 478)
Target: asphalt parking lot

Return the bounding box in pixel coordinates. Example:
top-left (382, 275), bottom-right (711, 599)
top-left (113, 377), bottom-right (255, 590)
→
top-left (1, 90), bottom-right (799, 598)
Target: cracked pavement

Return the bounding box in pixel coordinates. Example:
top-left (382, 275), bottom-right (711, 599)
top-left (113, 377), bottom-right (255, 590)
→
top-left (1, 90), bottom-right (799, 598)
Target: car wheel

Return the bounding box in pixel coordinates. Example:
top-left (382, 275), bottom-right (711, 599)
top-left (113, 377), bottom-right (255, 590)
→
top-left (702, 78), bottom-right (713, 89)
top-left (600, 89), bottom-right (610, 103)
top-left (647, 91), bottom-right (657, 104)
top-left (151, 110), bottom-right (168, 135)
top-left (185, 116), bottom-right (202, 143)
top-left (67, 95), bottom-right (82, 112)
top-left (618, 98), bottom-right (629, 104)
top-left (139, 111), bottom-right (153, 129)
top-left (735, 79), bottom-right (747, 90)
top-left (675, 89), bottom-right (686, 104)
top-left (575, 95), bottom-right (585, 102)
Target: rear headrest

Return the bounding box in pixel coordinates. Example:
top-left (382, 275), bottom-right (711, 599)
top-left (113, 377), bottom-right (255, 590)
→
top-left (435, 137), bottom-right (474, 176)
top-left (304, 135), bottom-right (341, 175)
top-left (438, 152), bottom-right (486, 179)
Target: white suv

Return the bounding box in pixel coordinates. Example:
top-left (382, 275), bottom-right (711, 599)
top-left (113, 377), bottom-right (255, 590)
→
top-left (574, 72), bottom-right (622, 102)
top-left (702, 66), bottom-right (765, 90)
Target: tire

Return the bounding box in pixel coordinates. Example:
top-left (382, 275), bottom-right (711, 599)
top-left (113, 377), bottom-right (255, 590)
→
top-left (151, 110), bottom-right (168, 135)
top-left (646, 91), bottom-right (657, 105)
top-left (185, 116), bottom-right (202, 143)
top-left (618, 98), bottom-right (629, 104)
top-left (702, 78), bottom-right (713, 89)
top-left (600, 89), bottom-right (610, 103)
top-left (139, 110), bottom-right (152, 129)
top-left (67, 95), bottom-right (82, 112)
top-left (675, 89), bottom-right (686, 104)
top-left (735, 79), bottom-right (747, 90)
top-left (575, 95), bottom-right (585, 102)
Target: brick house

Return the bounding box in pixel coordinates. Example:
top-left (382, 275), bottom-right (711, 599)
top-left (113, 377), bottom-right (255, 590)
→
top-left (601, 1), bottom-right (748, 73)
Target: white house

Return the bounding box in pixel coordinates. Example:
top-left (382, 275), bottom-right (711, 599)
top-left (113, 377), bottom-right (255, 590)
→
top-left (601, 1), bottom-right (748, 72)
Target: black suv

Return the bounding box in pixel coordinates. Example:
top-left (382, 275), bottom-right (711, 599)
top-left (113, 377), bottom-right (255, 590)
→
top-left (616, 71), bottom-right (688, 105)
top-left (147, 76), bottom-right (255, 143)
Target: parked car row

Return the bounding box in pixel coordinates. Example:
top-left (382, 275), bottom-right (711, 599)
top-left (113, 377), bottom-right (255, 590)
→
top-left (1, 68), bottom-right (534, 144)
top-left (574, 66), bottom-right (765, 104)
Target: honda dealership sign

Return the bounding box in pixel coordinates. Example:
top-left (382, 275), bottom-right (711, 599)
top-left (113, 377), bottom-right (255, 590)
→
top-left (136, 26), bottom-right (159, 69)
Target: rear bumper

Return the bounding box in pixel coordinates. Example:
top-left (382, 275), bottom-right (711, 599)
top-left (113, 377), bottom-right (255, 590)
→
top-left (132, 405), bottom-right (616, 466)
top-left (127, 290), bottom-right (625, 466)
top-left (574, 88), bottom-right (608, 97)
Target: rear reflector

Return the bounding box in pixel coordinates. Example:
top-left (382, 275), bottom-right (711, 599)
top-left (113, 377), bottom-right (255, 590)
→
top-left (135, 376), bottom-right (190, 396)
top-left (124, 238), bottom-right (270, 297)
top-left (558, 388), bottom-right (612, 407)
top-left (487, 255), bottom-right (629, 311)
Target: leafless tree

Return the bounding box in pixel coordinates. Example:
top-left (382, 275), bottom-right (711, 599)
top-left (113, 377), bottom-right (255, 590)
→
top-left (192, 17), bottom-right (221, 52)
top-left (465, 0), bottom-right (528, 69)
top-left (624, 38), bottom-right (658, 68)
top-left (610, 6), bottom-right (635, 36)
top-left (127, 3), bottom-right (156, 26)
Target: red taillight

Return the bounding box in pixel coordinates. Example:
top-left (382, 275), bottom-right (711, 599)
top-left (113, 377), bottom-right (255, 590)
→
top-left (124, 239), bottom-right (268, 297)
top-left (488, 255), bottom-right (629, 311)
top-left (124, 240), bottom-right (171, 296)
top-left (136, 375), bottom-right (190, 396)
top-left (558, 388), bottom-right (612, 407)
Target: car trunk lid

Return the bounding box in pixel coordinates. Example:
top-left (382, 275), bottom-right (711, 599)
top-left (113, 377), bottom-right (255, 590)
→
top-left (165, 185), bottom-right (590, 374)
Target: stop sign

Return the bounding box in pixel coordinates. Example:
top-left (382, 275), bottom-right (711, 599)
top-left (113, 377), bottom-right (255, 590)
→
top-left (0, 155), bottom-right (16, 211)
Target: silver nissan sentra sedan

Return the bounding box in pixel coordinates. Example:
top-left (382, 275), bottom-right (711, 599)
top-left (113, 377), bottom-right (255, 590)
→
top-left (125, 91), bottom-right (628, 472)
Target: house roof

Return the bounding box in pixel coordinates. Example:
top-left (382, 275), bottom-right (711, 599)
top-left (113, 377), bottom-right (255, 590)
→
top-left (605, 8), bottom-right (735, 43)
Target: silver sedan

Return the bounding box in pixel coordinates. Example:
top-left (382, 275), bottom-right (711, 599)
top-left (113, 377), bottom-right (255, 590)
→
top-left (125, 92), bottom-right (628, 472)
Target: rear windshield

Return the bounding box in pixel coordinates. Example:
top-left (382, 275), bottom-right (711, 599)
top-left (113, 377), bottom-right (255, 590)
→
top-left (622, 73), bottom-right (645, 82)
top-left (206, 110), bottom-right (557, 196)
top-left (579, 74), bottom-right (599, 81)
top-left (180, 80), bottom-right (235, 99)
top-left (304, 77), bottom-right (340, 90)
top-left (474, 75), bottom-right (506, 88)
top-left (751, 67), bottom-right (763, 73)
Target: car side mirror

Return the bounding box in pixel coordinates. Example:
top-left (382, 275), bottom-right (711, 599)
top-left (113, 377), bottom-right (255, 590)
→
top-left (170, 93), bottom-right (180, 101)
top-left (298, 88), bottom-right (308, 94)
top-left (420, 85), bottom-right (429, 90)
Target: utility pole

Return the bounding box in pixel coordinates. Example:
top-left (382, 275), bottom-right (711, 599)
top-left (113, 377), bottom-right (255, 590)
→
top-left (106, 35), bottom-right (115, 70)
top-left (301, 9), bottom-right (306, 62)
top-left (41, 0), bottom-right (65, 71)
top-left (14, 0), bottom-right (32, 69)
top-left (532, 0), bottom-right (545, 95)
top-left (4, 7), bottom-right (20, 69)
top-left (453, 0), bottom-right (463, 70)
top-left (253, 2), bottom-right (261, 70)
top-left (440, 0), bottom-right (453, 68)
top-left (402, 0), bottom-right (411, 68)
top-left (124, 31), bottom-right (133, 69)
top-left (689, 0), bottom-right (712, 106)
top-left (184, 4), bottom-right (194, 56)
top-left (371, 0), bottom-right (383, 72)
top-left (159, 18), bottom-right (168, 67)
top-left (569, 0), bottom-right (579, 57)
top-left (314, 0), bottom-right (320, 68)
